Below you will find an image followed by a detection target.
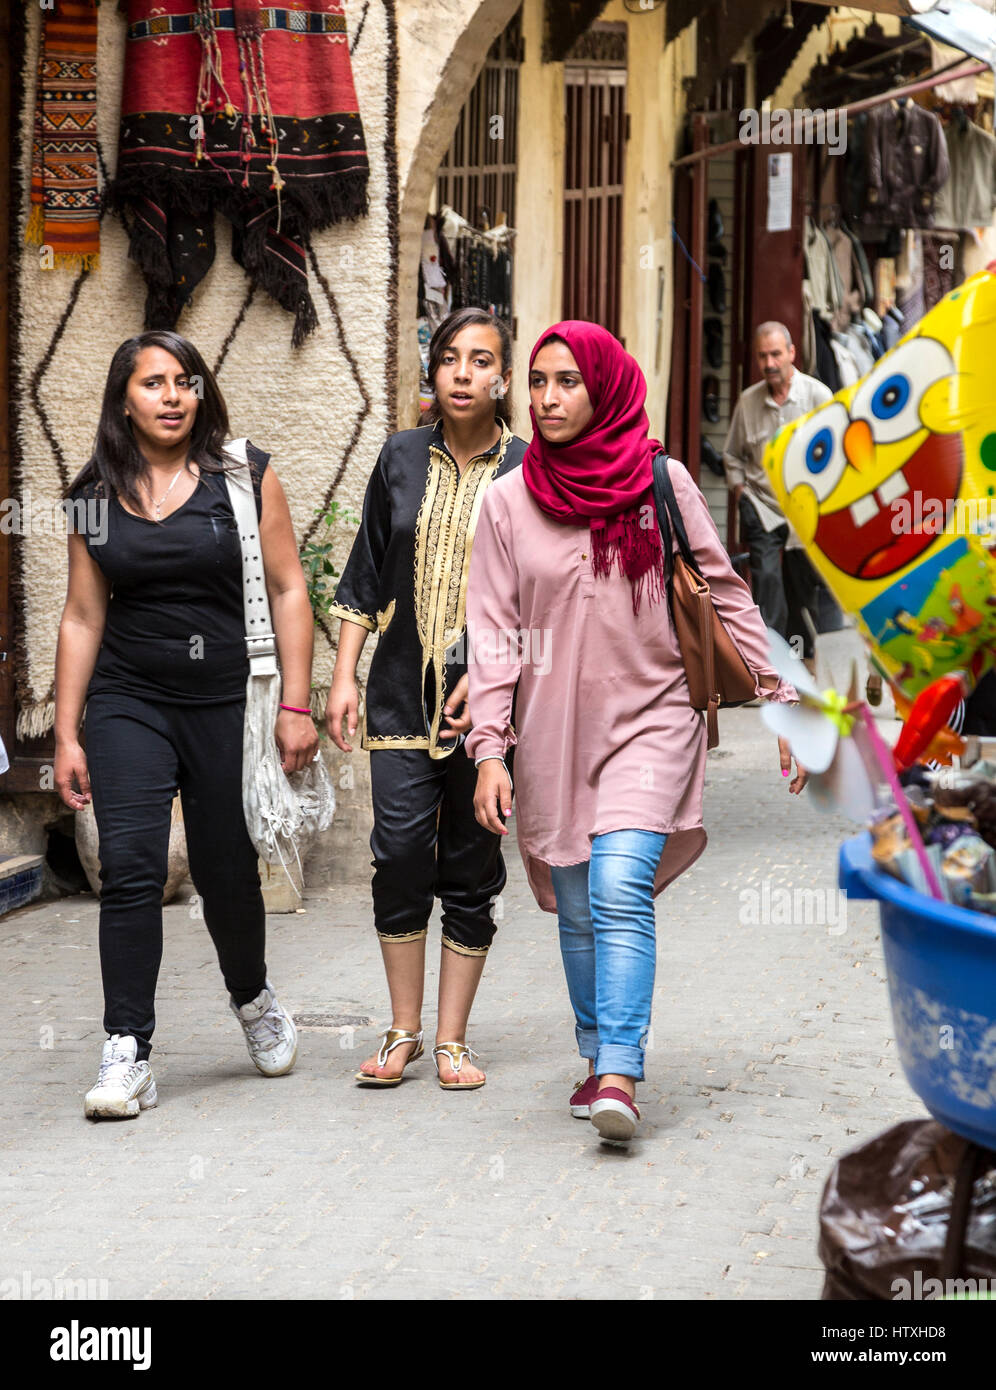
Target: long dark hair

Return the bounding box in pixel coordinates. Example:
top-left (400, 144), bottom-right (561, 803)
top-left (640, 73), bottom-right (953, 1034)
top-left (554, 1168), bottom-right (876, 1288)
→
top-left (422, 308), bottom-right (513, 427)
top-left (68, 331), bottom-right (234, 513)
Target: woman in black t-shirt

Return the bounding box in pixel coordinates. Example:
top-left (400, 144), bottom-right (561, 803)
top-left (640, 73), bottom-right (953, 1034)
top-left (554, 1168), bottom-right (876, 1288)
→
top-left (54, 330), bottom-right (317, 1120)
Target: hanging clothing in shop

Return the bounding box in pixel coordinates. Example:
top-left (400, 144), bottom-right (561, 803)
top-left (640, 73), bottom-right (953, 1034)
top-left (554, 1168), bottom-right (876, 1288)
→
top-left (875, 256), bottom-right (896, 318)
top-left (811, 310), bottom-right (842, 393)
top-left (829, 335), bottom-right (861, 388)
top-left (438, 206), bottom-right (515, 322)
top-left (841, 222), bottom-right (874, 308)
top-left (880, 303), bottom-right (905, 351)
top-left (852, 317), bottom-right (885, 362)
top-left (800, 281), bottom-right (817, 376)
top-left (895, 231), bottom-right (921, 292)
top-left (922, 231), bottom-right (956, 311)
top-left (107, 0), bottom-right (370, 346)
top-left (862, 101), bottom-right (950, 230)
top-left (824, 222), bottom-right (866, 331)
top-left (804, 216), bottom-right (844, 324)
top-left (934, 118), bottom-right (996, 232)
top-left (895, 230), bottom-right (926, 332)
top-left (840, 324), bottom-right (876, 377)
top-left (418, 222), bottom-right (451, 332)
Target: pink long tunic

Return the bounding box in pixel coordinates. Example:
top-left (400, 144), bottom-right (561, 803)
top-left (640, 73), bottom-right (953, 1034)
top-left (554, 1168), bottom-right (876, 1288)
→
top-left (464, 460), bottom-right (795, 912)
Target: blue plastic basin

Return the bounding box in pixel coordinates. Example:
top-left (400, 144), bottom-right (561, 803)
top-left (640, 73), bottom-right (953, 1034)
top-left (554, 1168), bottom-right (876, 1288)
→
top-left (839, 834), bottom-right (996, 1148)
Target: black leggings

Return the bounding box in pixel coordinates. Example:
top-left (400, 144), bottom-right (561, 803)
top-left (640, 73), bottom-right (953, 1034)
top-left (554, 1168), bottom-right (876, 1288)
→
top-left (84, 692), bottom-right (266, 1061)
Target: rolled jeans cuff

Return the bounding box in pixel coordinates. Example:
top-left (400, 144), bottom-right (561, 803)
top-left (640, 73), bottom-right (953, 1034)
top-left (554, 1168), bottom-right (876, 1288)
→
top-left (576, 1025), bottom-right (599, 1061)
top-left (594, 1043), bottom-right (645, 1081)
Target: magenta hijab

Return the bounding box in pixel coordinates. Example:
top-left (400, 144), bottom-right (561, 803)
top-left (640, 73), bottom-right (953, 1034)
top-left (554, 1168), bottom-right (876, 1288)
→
top-left (521, 320), bottom-right (666, 612)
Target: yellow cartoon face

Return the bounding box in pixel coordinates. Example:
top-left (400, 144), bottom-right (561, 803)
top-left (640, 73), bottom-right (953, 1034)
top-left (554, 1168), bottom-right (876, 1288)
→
top-left (775, 337), bottom-right (958, 581)
top-left (762, 269), bottom-right (996, 700)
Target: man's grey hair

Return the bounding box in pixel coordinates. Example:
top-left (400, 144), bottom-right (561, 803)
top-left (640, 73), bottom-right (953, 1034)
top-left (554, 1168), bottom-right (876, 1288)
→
top-left (755, 321), bottom-right (792, 348)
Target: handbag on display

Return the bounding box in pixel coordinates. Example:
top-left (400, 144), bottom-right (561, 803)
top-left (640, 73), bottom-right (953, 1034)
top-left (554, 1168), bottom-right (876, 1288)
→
top-left (224, 439), bottom-right (335, 880)
top-left (651, 453), bottom-right (756, 750)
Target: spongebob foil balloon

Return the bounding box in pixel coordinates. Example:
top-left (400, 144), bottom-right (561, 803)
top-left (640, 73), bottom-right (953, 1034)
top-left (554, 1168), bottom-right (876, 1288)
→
top-left (763, 265), bottom-right (996, 766)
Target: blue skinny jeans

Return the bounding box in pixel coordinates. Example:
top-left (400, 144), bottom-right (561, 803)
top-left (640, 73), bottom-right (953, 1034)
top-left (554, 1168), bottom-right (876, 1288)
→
top-left (549, 829), bottom-right (667, 1081)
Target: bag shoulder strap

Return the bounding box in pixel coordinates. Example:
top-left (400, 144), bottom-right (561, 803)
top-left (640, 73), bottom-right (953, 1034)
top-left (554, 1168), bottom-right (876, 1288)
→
top-left (651, 452), bottom-right (701, 578)
top-left (224, 438), bottom-right (278, 678)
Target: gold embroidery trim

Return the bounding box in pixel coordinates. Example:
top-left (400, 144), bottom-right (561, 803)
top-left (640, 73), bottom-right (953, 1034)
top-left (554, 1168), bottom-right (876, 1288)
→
top-left (441, 935), bottom-right (491, 957)
top-left (413, 421), bottom-right (512, 761)
top-left (363, 706), bottom-right (430, 750)
top-left (377, 928), bottom-right (429, 944)
top-left (365, 736), bottom-right (431, 750)
top-left (360, 704), bottom-right (430, 751)
top-left (329, 602), bottom-right (377, 632)
top-left (375, 599), bottom-right (396, 633)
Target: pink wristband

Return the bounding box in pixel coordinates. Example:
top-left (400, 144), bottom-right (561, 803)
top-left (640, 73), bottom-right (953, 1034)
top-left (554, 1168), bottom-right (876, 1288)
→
top-left (279, 703), bottom-right (312, 716)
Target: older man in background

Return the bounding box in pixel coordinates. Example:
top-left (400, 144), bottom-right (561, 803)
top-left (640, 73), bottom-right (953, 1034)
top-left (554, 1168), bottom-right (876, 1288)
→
top-left (723, 321), bottom-right (832, 666)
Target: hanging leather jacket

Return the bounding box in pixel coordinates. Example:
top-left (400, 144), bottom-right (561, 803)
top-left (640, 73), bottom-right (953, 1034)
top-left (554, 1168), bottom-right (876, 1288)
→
top-left (863, 102), bottom-right (950, 229)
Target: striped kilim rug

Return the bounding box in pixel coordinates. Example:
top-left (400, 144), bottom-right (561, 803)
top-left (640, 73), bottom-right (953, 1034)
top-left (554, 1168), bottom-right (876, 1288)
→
top-left (11, 0), bottom-right (399, 740)
top-left (25, 0), bottom-right (100, 271)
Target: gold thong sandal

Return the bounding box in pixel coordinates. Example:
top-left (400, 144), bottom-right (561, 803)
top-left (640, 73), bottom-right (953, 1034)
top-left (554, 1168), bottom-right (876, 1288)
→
top-left (432, 1042), bottom-right (485, 1091)
top-left (354, 1028), bottom-right (424, 1087)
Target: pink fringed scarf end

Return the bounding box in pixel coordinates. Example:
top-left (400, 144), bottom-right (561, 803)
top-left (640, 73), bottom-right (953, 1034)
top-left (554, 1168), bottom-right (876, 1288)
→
top-left (590, 506), bottom-right (668, 615)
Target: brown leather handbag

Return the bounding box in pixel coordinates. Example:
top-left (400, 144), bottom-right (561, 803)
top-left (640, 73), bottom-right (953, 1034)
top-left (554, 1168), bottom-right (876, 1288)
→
top-left (651, 454), bottom-right (757, 749)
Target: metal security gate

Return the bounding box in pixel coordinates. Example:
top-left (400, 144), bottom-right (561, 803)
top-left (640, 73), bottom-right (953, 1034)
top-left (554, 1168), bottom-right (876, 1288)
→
top-left (563, 26), bottom-right (627, 338)
top-left (436, 8), bottom-right (523, 231)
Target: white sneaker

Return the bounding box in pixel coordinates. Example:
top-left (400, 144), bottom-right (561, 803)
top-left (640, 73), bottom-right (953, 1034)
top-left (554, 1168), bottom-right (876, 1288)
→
top-left (84, 1035), bottom-right (158, 1120)
top-left (230, 979), bottom-right (298, 1077)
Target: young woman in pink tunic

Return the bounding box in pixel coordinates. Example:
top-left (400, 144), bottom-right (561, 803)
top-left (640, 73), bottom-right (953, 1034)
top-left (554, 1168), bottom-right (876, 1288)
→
top-left (465, 321), bottom-right (804, 1143)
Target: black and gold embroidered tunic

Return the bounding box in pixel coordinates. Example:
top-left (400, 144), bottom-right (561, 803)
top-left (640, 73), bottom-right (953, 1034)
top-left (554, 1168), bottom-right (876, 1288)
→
top-left (330, 419), bottom-right (525, 757)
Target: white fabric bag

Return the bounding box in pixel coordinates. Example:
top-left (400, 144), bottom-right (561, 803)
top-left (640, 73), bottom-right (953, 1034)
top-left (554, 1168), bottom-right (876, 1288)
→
top-left (224, 439), bottom-right (335, 879)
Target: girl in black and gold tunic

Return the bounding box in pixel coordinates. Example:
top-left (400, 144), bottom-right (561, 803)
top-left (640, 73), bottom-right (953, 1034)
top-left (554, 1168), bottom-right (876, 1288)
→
top-left (326, 308), bottom-right (526, 1090)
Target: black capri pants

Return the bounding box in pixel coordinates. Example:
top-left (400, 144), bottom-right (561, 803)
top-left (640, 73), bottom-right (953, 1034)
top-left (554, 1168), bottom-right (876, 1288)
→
top-left (369, 745), bottom-right (509, 955)
top-left (84, 692), bottom-right (267, 1060)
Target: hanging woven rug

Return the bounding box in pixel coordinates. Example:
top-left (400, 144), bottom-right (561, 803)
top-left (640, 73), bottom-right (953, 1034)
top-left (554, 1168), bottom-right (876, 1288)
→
top-left (108, 0), bottom-right (370, 344)
top-left (26, 0), bottom-right (101, 271)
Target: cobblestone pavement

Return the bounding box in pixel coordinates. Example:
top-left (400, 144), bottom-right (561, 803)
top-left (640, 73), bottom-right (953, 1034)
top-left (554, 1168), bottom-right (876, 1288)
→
top-left (0, 631), bottom-right (924, 1300)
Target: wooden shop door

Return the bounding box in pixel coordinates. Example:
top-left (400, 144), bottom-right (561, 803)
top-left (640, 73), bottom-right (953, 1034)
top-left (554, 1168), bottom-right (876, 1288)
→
top-left (740, 141), bottom-right (806, 392)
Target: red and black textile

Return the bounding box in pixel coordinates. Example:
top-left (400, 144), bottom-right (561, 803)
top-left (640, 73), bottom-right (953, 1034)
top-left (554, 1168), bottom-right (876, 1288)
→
top-left (108, 0), bottom-right (369, 345)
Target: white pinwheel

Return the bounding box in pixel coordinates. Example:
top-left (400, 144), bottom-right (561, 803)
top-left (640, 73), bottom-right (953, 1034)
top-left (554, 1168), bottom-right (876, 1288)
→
top-left (760, 629), bottom-right (879, 821)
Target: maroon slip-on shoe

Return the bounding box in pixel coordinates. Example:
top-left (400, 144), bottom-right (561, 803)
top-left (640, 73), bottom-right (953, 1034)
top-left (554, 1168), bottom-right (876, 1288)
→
top-left (590, 1086), bottom-right (641, 1142)
top-left (570, 1074), bottom-right (600, 1118)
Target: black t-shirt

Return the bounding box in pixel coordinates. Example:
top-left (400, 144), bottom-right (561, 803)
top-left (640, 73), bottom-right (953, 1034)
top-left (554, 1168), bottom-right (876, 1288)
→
top-left (73, 444), bottom-right (269, 705)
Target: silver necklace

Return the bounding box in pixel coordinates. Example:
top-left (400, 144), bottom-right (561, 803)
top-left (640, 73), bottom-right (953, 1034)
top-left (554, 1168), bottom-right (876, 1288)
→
top-left (142, 465), bottom-right (186, 520)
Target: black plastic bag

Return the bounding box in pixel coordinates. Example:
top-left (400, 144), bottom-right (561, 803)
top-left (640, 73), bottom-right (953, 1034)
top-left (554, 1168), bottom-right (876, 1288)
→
top-left (819, 1120), bottom-right (996, 1299)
